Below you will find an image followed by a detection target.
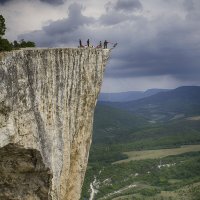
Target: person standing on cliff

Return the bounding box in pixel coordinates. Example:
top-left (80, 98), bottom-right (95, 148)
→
top-left (96, 41), bottom-right (102, 48)
top-left (87, 39), bottom-right (90, 47)
top-left (79, 39), bottom-right (83, 47)
top-left (104, 40), bottom-right (108, 49)
top-left (99, 41), bottom-right (102, 48)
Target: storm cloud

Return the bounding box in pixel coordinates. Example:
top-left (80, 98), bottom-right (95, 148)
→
top-left (43, 3), bottom-right (94, 35)
top-left (0, 0), bottom-right (11, 4)
top-left (1, 0), bottom-right (200, 91)
top-left (19, 3), bottom-right (95, 47)
top-left (40, 0), bottom-right (65, 5)
top-left (115, 0), bottom-right (143, 12)
top-left (0, 0), bottom-right (65, 5)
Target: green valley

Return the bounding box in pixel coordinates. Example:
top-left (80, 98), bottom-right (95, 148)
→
top-left (81, 86), bottom-right (200, 200)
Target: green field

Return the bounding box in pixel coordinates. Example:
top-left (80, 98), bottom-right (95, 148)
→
top-left (115, 144), bottom-right (200, 163)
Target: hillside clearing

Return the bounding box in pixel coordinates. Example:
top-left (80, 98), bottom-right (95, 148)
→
top-left (187, 116), bottom-right (200, 121)
top-left (114, 144), bottom-right (200, 164)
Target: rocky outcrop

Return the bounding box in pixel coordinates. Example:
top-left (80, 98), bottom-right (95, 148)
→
top-left (0, 48), bottom-right (110, 200)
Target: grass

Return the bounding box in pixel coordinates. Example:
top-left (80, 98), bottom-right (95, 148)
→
top-left (114, 144), bottom-right (200, 163)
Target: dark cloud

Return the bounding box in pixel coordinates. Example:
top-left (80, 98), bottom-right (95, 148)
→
top-left (98, 8), bottom-right (200, 85)
top-left (183, 0), bottom-right (200, 21)
top-left (43, 3), bottom-right (94, 35)
top-left (0, 0), bottom-right (11, 4)
top-left (115, 0), bottom-right (143, 12)
top-left (40, 0), bottom-right (64, 5)
top-left (19, 3), bottom-right (95, 47)
top-left (0, 0), bottom-right (65, 5)
top-left (100, 0), bottom-right (142, 26)
top-left (18, 1), bottom-right (200, 88)
top-left (99, 12), bottom-right (132, 25)
top-left (105, 20), bottom-right (200, 81)
top-left (100, 0), bottom-right (143, 26)
top-left (183, 0), bottom-right (195, 11)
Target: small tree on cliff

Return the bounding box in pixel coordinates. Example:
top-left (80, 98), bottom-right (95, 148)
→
top-left (0, 15), bottom-right (12, 51)
top-left (13, 39), bottom-right (36, 49)
top-left (18, 39), bottom-right (35, 48)
top-left (0, 38), bottom-right (12, 51)
top-left (0, 15), bottom-right (6, 38)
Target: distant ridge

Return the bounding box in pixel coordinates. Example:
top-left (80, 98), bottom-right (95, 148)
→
top-left (99, 88), bottom-right (170, 102)
top-left (100, 86), bottom-right (200, 122)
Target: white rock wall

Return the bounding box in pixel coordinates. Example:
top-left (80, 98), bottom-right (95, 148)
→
top-left (0, 48), bottom-right (110, 200)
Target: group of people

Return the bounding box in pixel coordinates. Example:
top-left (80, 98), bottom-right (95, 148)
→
top-left (79, 39), bottom-right (116, 49)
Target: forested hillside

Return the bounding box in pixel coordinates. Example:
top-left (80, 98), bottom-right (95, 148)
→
top-left (82, 86), bottom-right (200, 200)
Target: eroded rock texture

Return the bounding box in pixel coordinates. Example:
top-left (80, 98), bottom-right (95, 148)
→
top-left (0, 144), bottom-right (52, 200)
top-left (0, 48), bottom-right (110, 200)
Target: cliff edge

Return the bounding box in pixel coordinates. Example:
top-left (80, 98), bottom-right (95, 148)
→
top-left (0, 48), bottom-right (110, 200)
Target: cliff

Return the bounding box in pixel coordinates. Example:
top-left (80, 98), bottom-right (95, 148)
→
top-left (0, 48), bottom-right (110, 200)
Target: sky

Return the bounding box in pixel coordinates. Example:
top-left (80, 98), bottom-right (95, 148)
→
top-left (1, 0), bottom-right (200, 92)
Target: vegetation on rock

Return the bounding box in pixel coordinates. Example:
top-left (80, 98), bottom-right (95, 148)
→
top-left (0, 15), bottom-right (35, 52)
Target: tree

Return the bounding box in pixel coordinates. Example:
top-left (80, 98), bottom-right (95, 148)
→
top-left (0, 15), bottom-right (6, 38)
top-left (0, 14), bottom-right (36, 52)
top-left (13, 39), bottom-right (36, 49)
top-left (19, 39), bottom-right (35, 48)
top-left (24, 41), bottom-right (35, 47)
top-left (0, 15), bottom-right (11, 52)
top-left (0, 38), bottom-right (12, 51)
top-left (13, 40), bottom-right (20, 48)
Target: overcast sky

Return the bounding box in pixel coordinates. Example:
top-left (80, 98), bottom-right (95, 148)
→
top-left (1, 0), bottom-right (200, 92)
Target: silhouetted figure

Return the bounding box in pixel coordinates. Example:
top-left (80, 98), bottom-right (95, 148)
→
top-left (79, 39), bottom-right (83, 47)
top-left (104, 40), bottom-right (108, 49)
top-left (87, 39), bottom-right (90, 47)
top-left (96, 41), bottom-right (102, 48)
top-left (99, 41), bottom-right (102, 48)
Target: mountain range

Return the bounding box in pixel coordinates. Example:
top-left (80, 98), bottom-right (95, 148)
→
top-left (99, 86), bottom-right (200, 122)
top-left (99, 89), bottom-right (170, 102)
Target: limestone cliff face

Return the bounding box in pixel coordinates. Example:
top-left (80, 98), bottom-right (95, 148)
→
top-left (0, 48), bottom-right (110, 200)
